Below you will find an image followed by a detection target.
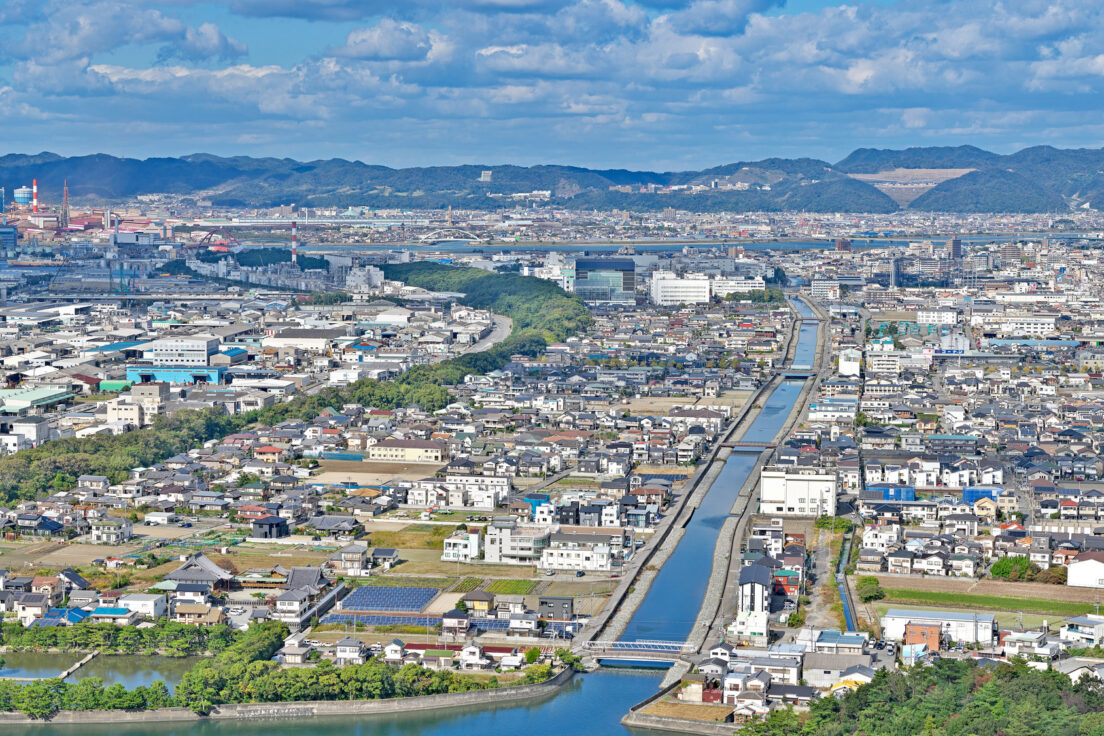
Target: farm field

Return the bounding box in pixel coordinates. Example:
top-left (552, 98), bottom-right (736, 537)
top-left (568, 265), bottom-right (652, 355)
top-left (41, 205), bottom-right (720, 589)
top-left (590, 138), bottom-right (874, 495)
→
top-left (485, 579), bottom-right (538, 595)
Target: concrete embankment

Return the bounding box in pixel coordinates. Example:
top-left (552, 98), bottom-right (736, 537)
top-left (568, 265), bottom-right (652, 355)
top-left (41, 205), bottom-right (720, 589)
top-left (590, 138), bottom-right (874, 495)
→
top-left (0, 667), bottom-right (576, 726)
top-left (621, 681), bottom-right (738, 735)
top-left (582, 372), bottom-right (784, 645)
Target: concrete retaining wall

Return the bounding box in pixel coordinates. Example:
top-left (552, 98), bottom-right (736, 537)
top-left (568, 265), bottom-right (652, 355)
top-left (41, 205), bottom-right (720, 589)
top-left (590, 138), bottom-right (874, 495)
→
top-left (0, 667), bottom-right (575, 726)
top-left (621, 681), bottom-right (737, 736)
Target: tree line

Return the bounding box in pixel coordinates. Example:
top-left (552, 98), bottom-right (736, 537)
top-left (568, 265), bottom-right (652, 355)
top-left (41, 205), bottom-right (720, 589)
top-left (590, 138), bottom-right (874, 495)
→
top-left (740, 659), bottom-right (1104, 736)
top-left (0, 622), bottom-right (555, 718)
top-left (1, 621), bottom-right (237, 657)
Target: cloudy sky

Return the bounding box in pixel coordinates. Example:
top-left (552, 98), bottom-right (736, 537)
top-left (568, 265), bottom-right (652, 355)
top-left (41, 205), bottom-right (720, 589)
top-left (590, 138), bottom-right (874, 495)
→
top-left (0, 0), bottom-right (1101, 168)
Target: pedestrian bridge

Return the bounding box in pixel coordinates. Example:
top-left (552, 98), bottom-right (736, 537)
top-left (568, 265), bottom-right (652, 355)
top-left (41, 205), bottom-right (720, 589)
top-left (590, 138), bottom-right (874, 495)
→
top-left (720, 442), bottom-right (776, 450)
top-left (581, 640), bottom-right (696, 664)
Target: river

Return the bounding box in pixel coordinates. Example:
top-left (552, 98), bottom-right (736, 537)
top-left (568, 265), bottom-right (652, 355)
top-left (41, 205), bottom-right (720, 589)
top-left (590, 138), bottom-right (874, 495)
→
top-left (21, 306), bottom-right (822, 735)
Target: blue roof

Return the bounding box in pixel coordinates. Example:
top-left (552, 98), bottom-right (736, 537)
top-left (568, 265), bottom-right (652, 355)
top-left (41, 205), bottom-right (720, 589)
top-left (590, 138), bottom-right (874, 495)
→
top-left (46, 608), bottom-right (89, 623)
top-left (220, 347), bottom-right (247, 356)
top-left (91, 607), bottom-right (130, 616)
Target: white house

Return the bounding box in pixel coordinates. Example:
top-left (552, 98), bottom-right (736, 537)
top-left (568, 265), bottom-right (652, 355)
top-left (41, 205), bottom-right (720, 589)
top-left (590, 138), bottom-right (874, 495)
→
top-left (1068, 551), bottom-right (1104, 589)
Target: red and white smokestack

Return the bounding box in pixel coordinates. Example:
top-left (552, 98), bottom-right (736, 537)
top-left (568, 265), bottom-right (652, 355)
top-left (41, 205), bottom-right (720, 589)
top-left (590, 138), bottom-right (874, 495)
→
top-left (32, 179), bottom-right (37, 213)
top-left (291, 221), bottom-right (298, 265)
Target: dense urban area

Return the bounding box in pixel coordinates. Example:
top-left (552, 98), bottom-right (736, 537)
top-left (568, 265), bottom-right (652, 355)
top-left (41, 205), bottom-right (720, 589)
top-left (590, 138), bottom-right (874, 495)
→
top-left (0, 166), bottom-right (1103, 736)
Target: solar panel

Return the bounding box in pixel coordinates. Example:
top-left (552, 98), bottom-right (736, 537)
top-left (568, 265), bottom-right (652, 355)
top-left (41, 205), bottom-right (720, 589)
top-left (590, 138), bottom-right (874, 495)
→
top-left (322, 613), bottom-right (441, 628)
top-left (341, 586), bottom-right (439, 613)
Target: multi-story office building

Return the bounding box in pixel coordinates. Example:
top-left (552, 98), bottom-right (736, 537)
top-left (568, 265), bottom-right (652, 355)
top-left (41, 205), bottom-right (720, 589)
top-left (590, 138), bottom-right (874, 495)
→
top-left (571, 258), bottom-right (636, 305)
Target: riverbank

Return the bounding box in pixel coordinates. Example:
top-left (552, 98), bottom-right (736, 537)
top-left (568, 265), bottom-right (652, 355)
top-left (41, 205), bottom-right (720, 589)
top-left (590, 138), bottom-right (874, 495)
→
top-left (621, 681), bottom-right (738, 736)
top-left (0, 666), bottom-right (576, 726)
top-left (581, 369), bottom-right (787, 645)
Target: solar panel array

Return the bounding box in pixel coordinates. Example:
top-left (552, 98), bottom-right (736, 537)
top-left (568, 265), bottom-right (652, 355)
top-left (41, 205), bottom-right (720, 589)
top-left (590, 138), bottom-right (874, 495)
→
top-left (342, 586), bottom-right (439, 612)
top-left (321, 613), bottom-right (576, 639)
top-left (323, 613), bottom-right (439, 628)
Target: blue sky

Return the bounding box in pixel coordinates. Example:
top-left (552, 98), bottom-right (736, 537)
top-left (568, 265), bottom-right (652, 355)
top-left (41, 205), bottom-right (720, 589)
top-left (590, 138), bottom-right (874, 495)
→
top-left (0, 0), bottom-right (1101, 169)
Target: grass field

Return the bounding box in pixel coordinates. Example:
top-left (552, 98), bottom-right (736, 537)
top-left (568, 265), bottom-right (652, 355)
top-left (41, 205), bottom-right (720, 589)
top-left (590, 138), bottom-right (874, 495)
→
top-left (880, 587), bottom-right (1094, 617)
top-left (485, 579), bottom-right (538, 595)
top-left (543, 581), bottom-right (616, 597)
top-left (641, 701), bottom-right (733, 722)
top-left (369, 525), bottom-right (458, 551)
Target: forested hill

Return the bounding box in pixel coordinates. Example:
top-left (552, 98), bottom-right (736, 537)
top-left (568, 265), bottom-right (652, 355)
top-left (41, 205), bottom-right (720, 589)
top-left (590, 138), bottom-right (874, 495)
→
top-left (3, 144), bottom-right (1103, 213)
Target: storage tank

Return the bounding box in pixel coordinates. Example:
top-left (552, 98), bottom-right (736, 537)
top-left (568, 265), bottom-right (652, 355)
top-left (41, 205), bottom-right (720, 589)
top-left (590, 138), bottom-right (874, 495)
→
top-left (13, 186), bottom-right (32, 206)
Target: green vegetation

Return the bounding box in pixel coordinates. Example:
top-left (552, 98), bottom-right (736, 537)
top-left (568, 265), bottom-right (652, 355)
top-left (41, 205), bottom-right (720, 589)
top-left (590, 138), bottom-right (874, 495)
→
top-left (814, 516), bottom-right (853, 533)
top-left (1, 621), bottom-right (236, 656)
top-left (452, 577), bottom-right (484, 593)
top-left (740, 659), bottom-right (1104, 736)
top-left (854, 576), bottom-right (885, 603)
top-left (172, 621), bottom-right (549, 714)
top-left (0, 408), bottom-right (242, 503)
top-left (880, 587), bottom-right (1094, 617)
top-left (484, 579), bottom-right (538, 595)
top-left (990, 556), bottom-right (1038, 580)
top-left (909, 168), bottom-right (1068, 213)
top-left (299, 291), bottom-right (352, 305)
top-left (723, 288), bottom-right (785, 303)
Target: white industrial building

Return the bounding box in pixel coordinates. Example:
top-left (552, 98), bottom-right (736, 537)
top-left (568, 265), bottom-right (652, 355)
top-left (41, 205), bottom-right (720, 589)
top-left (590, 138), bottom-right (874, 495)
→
top-left (142, 335), bottom-right (219, 366)
top-left (759, 466), bottom-right (838, 517)
top-left (650, 272), bottom-right (711, 305)
top-left (649, 271), bottom-right (767, 305)
top-left (838, 348), bottom-right (862, 377)
top-left (880, 608), bottom-right (998, 647)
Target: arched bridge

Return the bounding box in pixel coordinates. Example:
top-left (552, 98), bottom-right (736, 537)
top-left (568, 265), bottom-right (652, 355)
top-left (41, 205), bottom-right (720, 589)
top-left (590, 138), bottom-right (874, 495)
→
top-left (418, 228), bottom-right (483, 243)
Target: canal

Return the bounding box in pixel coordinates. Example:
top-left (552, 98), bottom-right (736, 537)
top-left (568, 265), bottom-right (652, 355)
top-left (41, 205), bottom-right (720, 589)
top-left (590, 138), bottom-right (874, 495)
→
top-left (620, 380), bottom-right (806, 642)
top-left (21, 304), bottom-right (822, 735)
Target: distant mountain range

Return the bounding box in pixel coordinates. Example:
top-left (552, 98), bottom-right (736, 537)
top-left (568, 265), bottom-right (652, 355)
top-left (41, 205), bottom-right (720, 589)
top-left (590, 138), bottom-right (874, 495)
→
top-left (4, 145), bottom-right (1104, 214)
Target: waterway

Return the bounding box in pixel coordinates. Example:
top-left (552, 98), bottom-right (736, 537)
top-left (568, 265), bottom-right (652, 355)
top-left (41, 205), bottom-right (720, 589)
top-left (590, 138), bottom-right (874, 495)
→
top-left (18, 306), bottom-right (823, 735)
top-left (301, 232), bottom-right (1084, 256)
top-left (792, 298), bottom-right (819, 370)
top-left (64, 655), bottom-right (204, 693)
top-left (22, 670), bottom-right (667, 735)
top-left (0, 652), bottom-right (80, 681)
top-left (621, 380), bottom-right (806, 642)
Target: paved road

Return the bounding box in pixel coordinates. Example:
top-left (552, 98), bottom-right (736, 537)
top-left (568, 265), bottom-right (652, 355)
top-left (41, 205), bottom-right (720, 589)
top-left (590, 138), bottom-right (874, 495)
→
top-left (462, 315), bottom-right (513, 355)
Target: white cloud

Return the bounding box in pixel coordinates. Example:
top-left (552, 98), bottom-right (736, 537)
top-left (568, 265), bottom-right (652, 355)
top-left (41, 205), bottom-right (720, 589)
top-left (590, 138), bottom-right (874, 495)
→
top-left (332, 20), bottom-right (438, 61)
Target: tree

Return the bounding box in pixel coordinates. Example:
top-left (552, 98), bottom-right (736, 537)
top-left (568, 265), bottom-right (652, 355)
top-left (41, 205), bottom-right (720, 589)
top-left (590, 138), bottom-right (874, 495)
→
top-left (524, 647), bottom-right (541, 664)
top-left (990, 556), bottom-right (1037, 581)
top-left (855, 576), bottom-right (885, 602)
